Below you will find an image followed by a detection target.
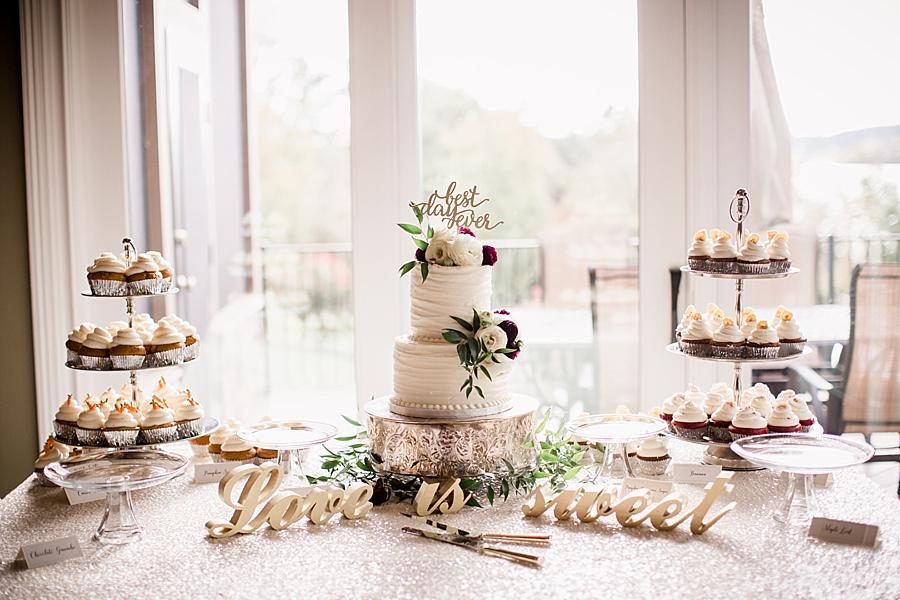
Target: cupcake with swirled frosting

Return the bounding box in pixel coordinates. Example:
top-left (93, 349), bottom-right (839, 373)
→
top-left (86, 252), bottom-right (127, 296)
top-left (709, 401), bottom-right (738, 442)
top-left (750, 394), bottom-right (773, 418)
top-left (125, 253), bottom-right (163, 295)
top-left (776, 311), bottom-right (806, 356)
top-left (737, 232), bottom-right (770, 274)
top-left (766, 231), bottom-right (791, 273)
top-left (788, 394), bottom-right (817, 432)
top-left (104, 403), bottom-right (141, 446)
top-left (767, 401), bottom-right (801, 433)
top-left (675, 304), bottom-right (696, 340)
top-left (140, 398), bottom-right (178, 444)
top-left (728, 407), bottom-right (768, 440)
top-left (635, 437), bottom-right (671, 476)
top-left (672, 400), bottom-right (708, 441)
top-left (680, 313), bottom-right (713, 357)
top-left (54, 394), bottom-right (82, 444)
top-left (207, 425), bottom-right (234, 463)
top-left (711, 318), bottom-right (746, 359)
top-left (145, 251), bottom-right (174, 291)
top-left (179, 321), bottom-right (200, 361)
top-left (174, 390), bottom-right (204, 438)
top-left (708, 231), bottom-right (738, 273)
top-left (110, 327), bottom-right (146, 369)
top-left (746, 320), bottom-right (780, 360)
top-left (34, 437), bottom-right (69, 486)
top-left (740, 310), bottom-right (758, 339)
top-left (687, 230), bottom-right (712, 271)
top-left (146, 321), bottom-right (186, 367)
top-left (221, 433), bottom-right (257, 464)
top-left (78, 326), bottom-right (113, 370)
top-left (65, 323), bottom-right (92, 366)
top-left (76, 400), bottom-right (106, 446)
top-left (660, 392), bottom-right (685, 429)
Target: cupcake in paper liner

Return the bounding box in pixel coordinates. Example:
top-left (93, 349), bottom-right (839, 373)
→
top-left (707, 231), bottom-right (738, 273)
top-left (255, 448), bottom-right (279, 466)
top-left (109, 327), bottom-right (147, 370)
top-left (53, 394), bottom-right (82, 444)
top-left (711, 318), bottom-right (746, 359)
top-left (788, 394), bottom-right (817, 432)
top-left (686, 230), bottom-right (711, 271)
top-left (78, 326), bottom-right (114, 370)
top-left (767, 401), bottom-right (802, 434)
top-left (75, 402), bottom-right (106, 446)
top-left (146, 321), bottom-right (186, 367)
top-left (174, 390), bottom-right (204, 439)
top-left (103, 404), bottom-right (141, 447)
top-left (139, 398), bottom-right (178, 444)
top-left (776, 311), bottom-right (806, 356)
top-left (220, 434), bottom-right (257, 464)
top-left (728, 407), bottom-right (768, 441)
top-left (146, 251), bottom-right (174, 292)
top-left (86, 252), bottom-right (128, 296)
top-left (766, 231), bottom-right (791, 273)
top-left (671, 400), bottom-right (708, 441)
top-left (125, 253), bottom-right (164, 295)
top-left (737, 232), bottom-right (770, 275)
top-left (34, 438), bottom-right (70, 487)
top-left (635, 436), bottom-right (670, 476)
top-left (745, 320), bottom-right (780, 360)
top-left (207, 425), bottom-right (233, 463)
top-left (708, 400), bottom-right (738, 442)
top-left (179, 321), bottom-right (200, 362)
top-left (680, 312), bottom-right (713, 357)
top-left (660, 392), bottom-right (684, 432)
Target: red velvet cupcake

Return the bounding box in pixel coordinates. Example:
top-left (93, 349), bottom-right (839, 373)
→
top-left (672, 400), bottom-right (708, 441)
top-left (767, 401), bottom-right (801, 433)
top-left (728, 407), bottom-right (768, 441)
top-left (708, 400), bottom-right (738, 442)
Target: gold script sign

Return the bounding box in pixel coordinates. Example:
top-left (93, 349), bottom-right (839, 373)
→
top-left (206, 463), bottom-right (373, 538)
top-left (417, 181), bottom-right (504, 231)
top-left (413, 478), bottom-right (471, 515)
top-left (521, 472), bottom-right (736, 535)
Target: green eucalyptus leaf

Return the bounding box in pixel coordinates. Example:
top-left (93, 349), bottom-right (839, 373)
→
top-left (533, 470), bottom-right (550, 479)
top-left (534, 409), bottom-right (552, 434)
top-left (335, 435), bottom-right (357, 442)
top-left (539, 450), bottom-right (556, 462)
top-left (421, 262), bottom-right (429, 282)
top-left (412, 203), bottom-right (424, 223)
top-left (563, 466), bottom-right (583, 480)
top-left (398, 223), bottom-right (422, 235)
top-left (451, 316), bottom-right (474, 331)
top-left (474, 385), bottom-right (484, 399)
top-left (413, 238), bottom-right (428, 251)
top-left (456, 344), bottom-right (467, 365)
top-left (486, 485), bottom-right (495, 505)
top-left (442, 330), bottom-right (464, 343)
top-left (480, 365), bottom-right (493, 381)
top-left (341, 415), bottom-right (361, 427)
top-left (427, 225), bottom-right (434, 239)
top-left (472, 308), bottom-right (480, 329)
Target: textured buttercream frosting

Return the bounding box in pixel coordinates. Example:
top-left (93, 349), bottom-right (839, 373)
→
top-left (409, 265), bottom-right (492, 340)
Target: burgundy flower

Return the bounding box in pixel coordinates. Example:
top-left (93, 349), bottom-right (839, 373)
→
top-left (494, 309), bottom-right (510, 315)
top-left (415, 248), bottom-right (426, 262)
top-left (482, 245), bottom-right (498, 266)
top-left (497, 319), bottom-right (521, 360)
top-left (459, 226), bottom-right (477, 237)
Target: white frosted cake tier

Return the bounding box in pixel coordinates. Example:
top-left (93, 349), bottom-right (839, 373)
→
top-left (391, 336), bottom-right (513, 418)
top-left (410, 264), bottom-right (492, 341)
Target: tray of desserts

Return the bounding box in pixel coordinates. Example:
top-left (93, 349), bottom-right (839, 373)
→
top-left (679, 265), bottom-right (799, 280)
top-left (666, 343), bottom-right (812, 363)
top-left (50, 379), bottom-right (215, 448)
top-left (686, 228), bottom-right (793, 276)
top-left (65, 313), bottom-right (199, 371)
top-left (81, 287), bottom-right (180, 299)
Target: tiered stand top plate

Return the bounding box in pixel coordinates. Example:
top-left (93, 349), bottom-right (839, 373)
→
top-left (65, 355), bottom-right (198, 372)
top-left (679, 266), bottom-right (800, 279)
top-left (666, 343), bottom-right (813, 363)
top-left (80, 288), bottom-right (180, 298)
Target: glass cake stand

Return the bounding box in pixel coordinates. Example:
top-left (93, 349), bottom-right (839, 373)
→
top-left (566, 414), bottom-right (667, 484)
top-left (238, 420), bottom-right (337, 489)
top-left (731, 434), bottom-right (874, 526)
top-left (44, 449), bottom-right (188, 545)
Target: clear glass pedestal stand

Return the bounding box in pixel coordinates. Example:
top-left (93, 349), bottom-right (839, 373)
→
top-left (238, 420), bottom-right (338, 489)
top-left (566, 414), bottom-right (667, 486)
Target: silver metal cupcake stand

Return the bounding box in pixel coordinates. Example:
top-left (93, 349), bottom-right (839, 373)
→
top-left (663, 190), bottom-right (811, 470)
top-left (47, 237), bottom-right (216, 545)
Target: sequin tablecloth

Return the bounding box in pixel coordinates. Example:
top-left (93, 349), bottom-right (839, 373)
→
top-left (1, 444), bottom-right (898, 600)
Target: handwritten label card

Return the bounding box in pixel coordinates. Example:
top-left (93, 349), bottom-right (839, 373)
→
top-left (193, 462), bottom-right (240, 484)
top-left (808, 517), bottom-right (879, 548)
top-left (64, 488), bottom-right (106, 505)
top-left (16, 536), bottom-right (83, 568)
top-left (620, 477), bottom-right (673, 501)
top-left (671, 463), bottom-right (722, 484)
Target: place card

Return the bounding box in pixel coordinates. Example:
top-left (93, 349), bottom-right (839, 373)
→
top-left (671, 463), bottom-right (722, 484)
top-left (64, 488), bottom-right (106, 505)
top-left (16, 536), bottom-right (83, 568)
top-left (193, 462), bottom-right (240, 484)
top-left (620, 477), bottom-right (673, 501)
top-left (808, 517), bottom-right (879, 547)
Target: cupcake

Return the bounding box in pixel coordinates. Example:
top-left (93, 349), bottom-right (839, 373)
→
top-left (708, 231), bottom-right (738, 273)
top-left (750, 394), bottom-right (773, 418)
top-left (96, 388), bottom-right (118, 418)
top-left (680, 313), bottom-right (713, 357)
top-left (104, 403), bottom-right (141, 446)
top-left (767, 401), bottom-right (801, 433)
top-left (174, 390), bottom-right (204, 438)
top-left (708, 401), bottom-right (738, 442)
top-left (660, 392), bottom-right (685, 429)
top-left (704, 303), bottom-right (726, 331)
top-left (65, 327), bottom-right (86, 366)
top-left (766, 231), bottom-right (791, 273)
top-left (152, 377), bottom-right (178, 405)
top-left (687, 230), bottom-right (711, 271)
top-left (140, 398), bottom-right (178, 444)
top-left (728, 407), bottom-right (768, 440)
top-left (146, 251), bottom-right (174, 292)
top-left (740, 311), bottom-right (758, 339)
top-left (76, 401), bottom-right (106, 446)
top-left (221, 434), bottom-right (257, 464)
top-left (671, 400), bottom-right (708, 440)
top-left (256, 447), bottom-right (279, 465)
top-left (772, 305), bottom-right (788, 330)
top-left (125, 253), bottom-right (163, 295)
top-left (188, 434), bottom-right (211, 459)
top-left (752, 382), bottom-right (775, 402)
top-left (207, 425), bottom-right (233, 462)
top-left (746, 320), bottom-right (780, 360)
top-left (119, 382), bottom-right (145, 410)
top-left (789, 395), bottom-right (817, 432)
top-left (708, 382), bottom-right (733, 403)
top-left (711, 318), bottom-right (746, 359)
top-left (180, 322), bottom-right (199, 362)
top-left (675, 305), bottom-right (696, 341)
top-left (702, 389), bottom-right (724, 418)
top-left (132, 313), bottom-right (156, 331)
top-left (34, 438), bottom-right (69, 486)
top-left (683, 384), bottom-right (707, 407)
top-left (146, 321), bottom-right (186, 367)
top-left (53, 394), bottom-right (82, 444)
top-left (106, 320), bottom-right (129, 336)
top-left (78, 326), bottom-right (113, 370)
top-left (635, 437), bottom-right (671, 476)
top-left (86, 253), bottom-right (127, 296)
top-left (737, 232), bottom-right (770, 274)
top-left (109, 327), bottom-right (146, 370)
top-left (776, 311), bottom-right (806, 356)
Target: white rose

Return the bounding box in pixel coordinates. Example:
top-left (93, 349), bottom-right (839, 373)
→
top-left (475, 325), bottom-right (508, 352)
top-left (446, 234), bottom-right (483, 267)
top-left (425, 228), bottom-right (455, 266)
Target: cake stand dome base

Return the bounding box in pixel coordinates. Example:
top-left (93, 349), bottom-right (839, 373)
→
top-left (365, 395), bottom-right (537, 479)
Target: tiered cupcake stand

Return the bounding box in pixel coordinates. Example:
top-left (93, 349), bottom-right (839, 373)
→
top-left (46, 238), bottom-right (216, 545)
top-left (664, 190), bottom-right (812, 470)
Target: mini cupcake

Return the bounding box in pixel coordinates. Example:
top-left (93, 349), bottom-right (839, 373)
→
top-left (752, 382), bottom-right (775, 402)
top-left (86, 253), bottom-right (127, 296)
top-left (109, 327), bottom-right (146, 369)
top-left (140, 398), bottom-right (178, 444)
top-left (65, 328), bottom-right (85, 366)
top-left (146, 322), bottom-right (186, 367)
top-left (746, 320), bottom-right (780, 360)
top-left (772, 305), bottom-right (788, 330)
top-left (152, 377), bottom-right (178, 405)
top-left (671, 400), bottom-right (708, 441)
top-left (180, 322), bottom-right (199, 362)
top-left (709, 401), bottom-right (738, 442)
top-left (104, 403), bottom-right (141, 446)
top-left (146, 251), bottom-right (174, 292)
top-left (767, 401), bottom-right (801, 433)
top-left (635, 437), bottom-right (671, 476)
top-left (708, 231), bottom-right (738, 273)
top-left (119, 382), bottom-right (145, 410)
top-left (687, 230), bottom-right (712, 271)
top-left (75, 401), bottom-right (106, 446)
top-left (737, 232), bottom-right (770, 274)
top-left (660, 392), bottom-right (685, 429)
top-left (34, 438), bottom-right (69, 487)
top-left (53, 394), bottom-right (82, 444)
top-left (78, 326), bottom-right (113, 370)
top-left (750, 394), bottom-right (773, 418)
top-left (125, 253), bottom-right (163, 295)
top-left (174, 391), bottom-right (204, 438)
top-left (97, 388), bottom-right (118, 418)
top-left (740, 311), bottom-right (758, 339)
top-left (188, 434), bottom-right (211, 459)
top-left (207, 425), bottom-right (233, 462)
top-left (680, 313), bottom-right (713, 357)
top-left (704, 303), bottom-right (726, 331)
top-left (702, 389), bottom-right (724, 419)
top-left (106, 320), bottom-right (129, 336)
top-left (789, 395), bottom-right (817, 432)
top-left (132, 313), bottom-right (156, 331)
top-left (776, 311), bottom-right (806, 356)
top-left (728, 407), bottom-right (768, 441)
top-left (256, 447), bottom-right (279, 465)
top-left (766, 231), bottom-right (792, 273)
top-left (220, 434), bottom-right (257, 464)
top-left (708, 382), bottom-right (733, 403)
top-left (711, 318), bottom-right (746, 359)
top-left (684, 384), bottom-right (707, 408)
top-left (675, 305), bottom-right (696, 341)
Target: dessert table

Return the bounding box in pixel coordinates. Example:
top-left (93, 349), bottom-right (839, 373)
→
top-left (2, 444), bottom-right (898, 599)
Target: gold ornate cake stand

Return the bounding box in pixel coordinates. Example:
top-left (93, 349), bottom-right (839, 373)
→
top-left (365, 395), bottom-right (537, 479)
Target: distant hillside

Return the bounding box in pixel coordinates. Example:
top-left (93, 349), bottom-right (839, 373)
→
top-left (794, 125), bottom-right (900, 163)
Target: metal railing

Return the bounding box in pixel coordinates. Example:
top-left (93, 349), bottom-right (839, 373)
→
top-left (816, 234), bottom-right (900, 304)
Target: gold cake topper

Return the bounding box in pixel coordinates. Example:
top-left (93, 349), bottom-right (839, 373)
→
top-left (417, 181), bottom-right (504, 231)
